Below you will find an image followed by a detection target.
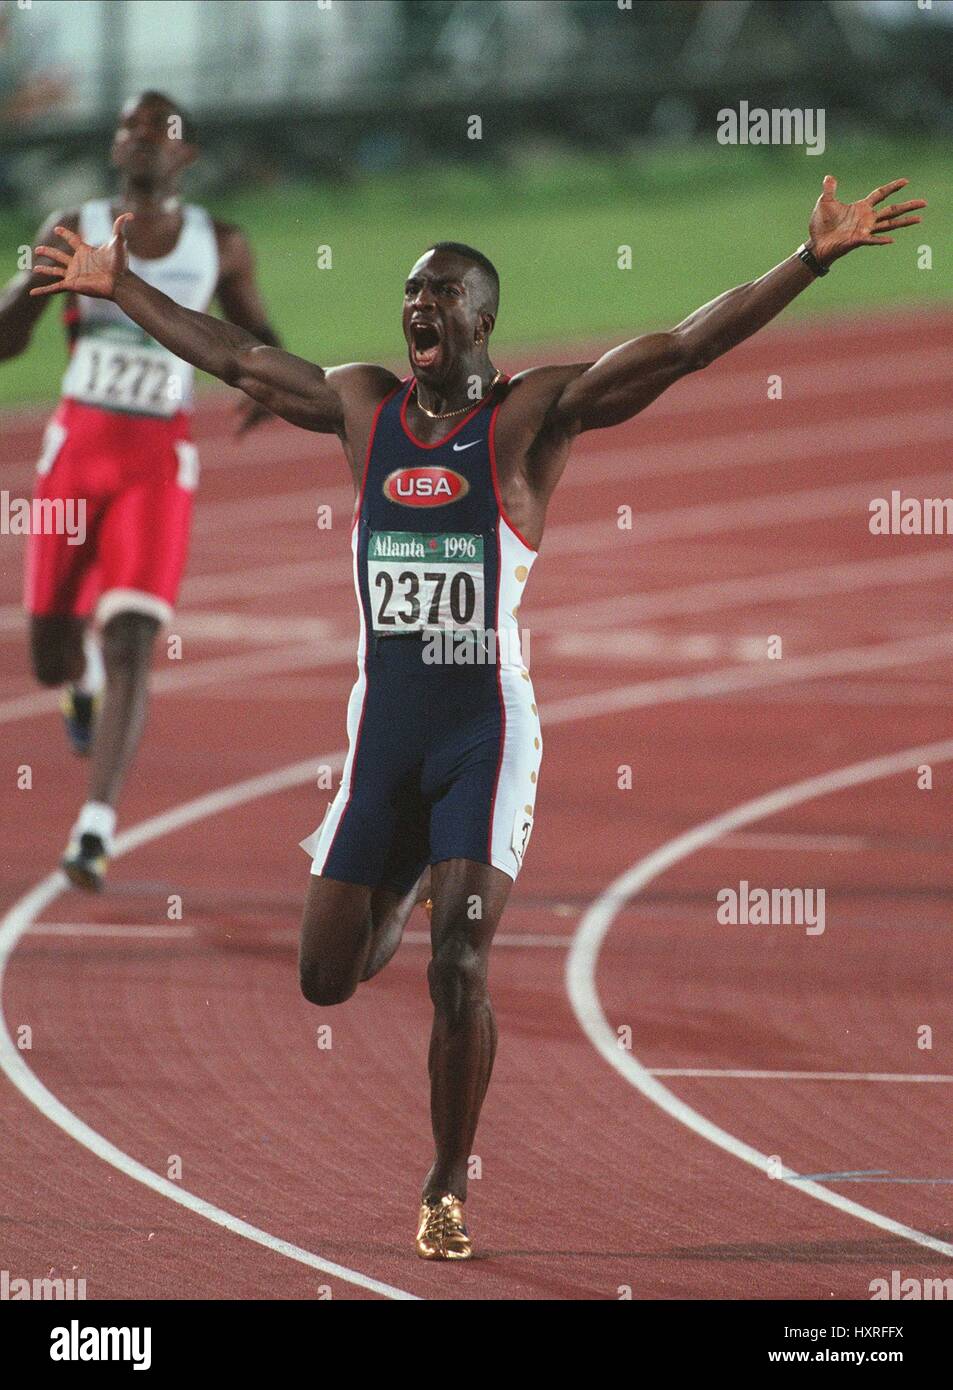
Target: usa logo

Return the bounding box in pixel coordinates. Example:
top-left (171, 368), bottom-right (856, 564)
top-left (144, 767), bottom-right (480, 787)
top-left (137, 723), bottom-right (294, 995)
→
top-left (382, 467), bottom-right (469, 507)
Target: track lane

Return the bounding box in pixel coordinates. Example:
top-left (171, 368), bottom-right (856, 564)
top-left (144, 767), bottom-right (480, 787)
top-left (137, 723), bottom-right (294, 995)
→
top-left (1, 313), bottom-right (951, 1298)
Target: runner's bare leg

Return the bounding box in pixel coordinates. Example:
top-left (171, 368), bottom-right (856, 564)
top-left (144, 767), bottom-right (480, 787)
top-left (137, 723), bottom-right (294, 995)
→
top-left (300, 871), bottom-right (425, 1001)
top-left (87, 612), bottom-right (159, 805)
top-left (422, 858), bottom-right (511, 1201)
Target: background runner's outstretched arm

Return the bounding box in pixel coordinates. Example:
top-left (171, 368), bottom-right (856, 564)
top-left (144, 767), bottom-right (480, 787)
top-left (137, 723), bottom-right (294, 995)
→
top-left (553, 176), bottom-right (926, 434)
top-left (213, 222), bottom-right (286, 436)
top-left (31, 216), bottom-right (367, 433)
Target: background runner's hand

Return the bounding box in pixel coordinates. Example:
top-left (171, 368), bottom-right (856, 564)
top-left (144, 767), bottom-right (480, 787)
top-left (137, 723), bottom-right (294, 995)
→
top-left (807, 175), bottom-right (925, 267)
top-left (233, 397), bottom-right (274, 437)
top-left (29, 214), bottom-right (133, 300)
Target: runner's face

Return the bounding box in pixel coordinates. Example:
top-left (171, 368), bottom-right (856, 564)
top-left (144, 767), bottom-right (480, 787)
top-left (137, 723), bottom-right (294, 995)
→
top-left (111, 100), bottom-right (195, 183)
top-left (403, 252), bottom-right (486, 384)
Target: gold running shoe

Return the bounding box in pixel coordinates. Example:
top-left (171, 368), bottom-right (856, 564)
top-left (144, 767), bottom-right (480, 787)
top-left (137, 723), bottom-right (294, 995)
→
top-left (415, 1194), bottom-right (472, 1260)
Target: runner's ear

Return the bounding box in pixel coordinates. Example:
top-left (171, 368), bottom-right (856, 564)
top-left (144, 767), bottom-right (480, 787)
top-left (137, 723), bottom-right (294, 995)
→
top-left (173, 141), bottom-right (199, 174)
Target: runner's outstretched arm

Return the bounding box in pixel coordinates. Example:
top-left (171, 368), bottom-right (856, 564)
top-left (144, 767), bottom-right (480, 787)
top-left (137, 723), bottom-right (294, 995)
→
top-left (553, 176), bottom-right (926, 434)
top-left (31, 215), bottom-right (387, 432)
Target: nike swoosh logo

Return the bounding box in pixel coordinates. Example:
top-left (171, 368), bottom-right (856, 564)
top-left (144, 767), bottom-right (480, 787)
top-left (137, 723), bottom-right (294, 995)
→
top-left (452, 440), bottom-right (482, 452)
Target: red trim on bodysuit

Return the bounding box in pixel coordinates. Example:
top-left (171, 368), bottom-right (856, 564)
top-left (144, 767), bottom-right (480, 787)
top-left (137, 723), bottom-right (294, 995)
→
top-left (399, 377), bottom-right (495, 449)
top-left (487, 385), bottom-right (538, 554)
top-left (351, 381), bottom-right (404, 533)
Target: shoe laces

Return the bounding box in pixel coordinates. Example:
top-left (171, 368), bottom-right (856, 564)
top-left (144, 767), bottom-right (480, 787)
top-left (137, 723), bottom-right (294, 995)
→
top-left (424, 1193), bottom-right (466, 1247)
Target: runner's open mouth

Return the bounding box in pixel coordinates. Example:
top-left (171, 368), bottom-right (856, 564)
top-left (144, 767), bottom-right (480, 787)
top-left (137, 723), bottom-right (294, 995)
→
top-left (410, 322), bottom-right (442, 369)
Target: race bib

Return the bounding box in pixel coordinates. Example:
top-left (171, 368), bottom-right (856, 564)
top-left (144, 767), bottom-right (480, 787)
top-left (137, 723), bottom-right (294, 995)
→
top-left (62, 330), bottom-right (187, 419)
top-left (368, 531), bottom-right (484, 634)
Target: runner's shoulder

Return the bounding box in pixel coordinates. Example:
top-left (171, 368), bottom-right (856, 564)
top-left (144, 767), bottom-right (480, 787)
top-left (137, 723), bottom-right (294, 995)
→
top-left (497, 362), bottom-right (592, 434)
top-left (326, 362), bottom-right (401, 405)
top-left (320, 363), bottom-right (401, 441)
top-left (210, 219), bottom-right (254, 276)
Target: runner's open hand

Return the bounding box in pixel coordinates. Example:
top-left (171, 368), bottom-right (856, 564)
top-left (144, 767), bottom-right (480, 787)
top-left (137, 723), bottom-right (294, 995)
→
top-left (30, 213), bottom-right (133, 300)
top-left (233, 398), bottom-right (274, 437)
top-left (808, 176), bottom-right (925, 266)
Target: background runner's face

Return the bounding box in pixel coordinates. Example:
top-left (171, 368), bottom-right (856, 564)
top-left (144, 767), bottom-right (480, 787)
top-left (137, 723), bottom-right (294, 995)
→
top-left (403, 251), bottom-right (487, 385)
top-left (111, 99), bottom-right (195, 185)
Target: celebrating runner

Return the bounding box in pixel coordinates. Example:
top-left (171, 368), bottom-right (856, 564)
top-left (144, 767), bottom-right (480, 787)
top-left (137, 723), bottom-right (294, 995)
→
top-left (30, 172), bottom-right (925, 1255)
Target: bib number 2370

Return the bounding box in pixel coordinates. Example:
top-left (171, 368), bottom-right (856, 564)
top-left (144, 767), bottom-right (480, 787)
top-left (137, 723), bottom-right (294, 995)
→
top-left (368, 532), bottom-right (484, 633)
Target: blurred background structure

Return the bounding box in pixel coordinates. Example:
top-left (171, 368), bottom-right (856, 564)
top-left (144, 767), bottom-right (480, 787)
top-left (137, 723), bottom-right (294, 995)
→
top-left (0, 0), bottom-right (949, 405)
top-left (3, 0), bottom-right (953, 198)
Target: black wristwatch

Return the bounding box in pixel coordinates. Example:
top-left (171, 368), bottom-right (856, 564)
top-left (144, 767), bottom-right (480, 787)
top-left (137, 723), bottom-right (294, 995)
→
top-left (797, 242), bottom-right (830, 277)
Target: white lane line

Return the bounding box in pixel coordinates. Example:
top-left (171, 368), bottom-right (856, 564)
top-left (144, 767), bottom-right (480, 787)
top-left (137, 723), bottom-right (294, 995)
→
top-left (5, 621), bottom-right (947, 738)
top-left (125, 467), bottom-right (953, 614)
top-left (4, 547), bottom-right (951, 668)
top-left (6, 341), bottom-right (947, 476)
top-left (10, 356), bottom-right (940, 513)
top-left (4, 551), bottom-right (952, 729)
top-left (553, 629), bottom-right (759, 665)
top-left (533, 550), bottom-right (953, 634)
top-left (634, 347), bottom-right (952, 422)
top-left (0, 609), bottom-right (335, 645)
top-left (585, 405), bottom-right (953, 487)
top-left (3, 544), bottom-right (950, 692)
top-left (192, 481), bottom-right (352, 534)
top-left (0, 639), bottom-right (356, 727)
top-left (713, 832), bottom-right (868, 852)
top-left (543, 631), bottom-right (953, 725)
top-left (187, 453), bottom-right (953, 615)
top-left (648, 1070), bottom-right (953, 1083)
top-left (184, 438), bottom-right (953, 555)
top-left (179, 546), bottom-right (953, 653)
top-left (28, 924), bottom-right (573, 948)
top-left (544, 467), bottom-right (953, 556)
top-left (30, 923), bottom-right (198, 940)
top-left (184, 405), bottom-right (953, 533)
top-left (178, 540), bottom-right (953, 647)
top-left (0, 744), bottom-right (566, 1294)
top-left (0, 755), bottom-right (423, 1302)
top-left (566, 737), bottom-right (953, 1261)
top-left (794, 1176), bottom-right (953, 1185)
top-left (404, 930), bottom-right (573, 948)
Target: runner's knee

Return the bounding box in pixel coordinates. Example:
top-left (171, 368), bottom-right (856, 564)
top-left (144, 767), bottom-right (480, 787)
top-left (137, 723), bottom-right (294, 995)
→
top-left (299, 927), bottom-right (366, 1006)
top-left (30, 626), bottom-right (82, 687)
top-left (299, 954), bottom-right (359, 1007)
top-left (102, 612), bottom-right (159, 673)
top-left (32, 649), bottom-right (72, 687)
top-left (428, 936), bottom-right (487, 1020)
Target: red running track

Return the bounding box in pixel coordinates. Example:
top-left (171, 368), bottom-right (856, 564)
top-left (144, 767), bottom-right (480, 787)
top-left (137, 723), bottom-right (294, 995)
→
top-left (1, 310), bottom-right (952, 1299)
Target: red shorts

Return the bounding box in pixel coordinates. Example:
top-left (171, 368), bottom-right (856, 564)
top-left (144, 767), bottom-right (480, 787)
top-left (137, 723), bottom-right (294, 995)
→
top-left (24, 399), bottom-right (198, 624)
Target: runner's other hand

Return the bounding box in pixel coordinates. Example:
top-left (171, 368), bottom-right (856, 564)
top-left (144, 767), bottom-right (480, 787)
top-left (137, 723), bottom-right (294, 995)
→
top-left (234, 398), bottom-right (274, 437)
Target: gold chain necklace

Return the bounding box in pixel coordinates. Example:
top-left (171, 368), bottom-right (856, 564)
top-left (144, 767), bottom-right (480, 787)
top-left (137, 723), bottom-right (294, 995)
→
top-left (414, 369), bottom-right (503, 420)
